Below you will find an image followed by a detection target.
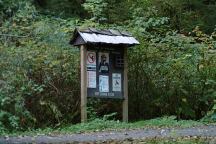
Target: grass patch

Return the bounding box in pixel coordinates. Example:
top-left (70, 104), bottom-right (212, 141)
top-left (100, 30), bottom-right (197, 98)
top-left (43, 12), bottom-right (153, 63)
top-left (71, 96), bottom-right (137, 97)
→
top-left (0, 116), bottom-right (208, 136)
top-left (132, 116), bottom-right (204, 128)
top-left (58, 116), bottom-right (204, 134)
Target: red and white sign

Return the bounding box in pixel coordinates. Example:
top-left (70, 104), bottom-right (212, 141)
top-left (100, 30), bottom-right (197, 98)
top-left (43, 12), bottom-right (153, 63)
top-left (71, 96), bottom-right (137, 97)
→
top-left (87, 51), bottom-right (96, 70)
top-left (87, 51), bottom-right (96, 65)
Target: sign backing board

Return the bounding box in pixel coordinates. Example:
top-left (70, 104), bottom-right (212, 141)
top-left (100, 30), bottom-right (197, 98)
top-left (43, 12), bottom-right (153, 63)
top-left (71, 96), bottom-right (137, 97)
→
top-left (86, 47), bottom-right (124, 99)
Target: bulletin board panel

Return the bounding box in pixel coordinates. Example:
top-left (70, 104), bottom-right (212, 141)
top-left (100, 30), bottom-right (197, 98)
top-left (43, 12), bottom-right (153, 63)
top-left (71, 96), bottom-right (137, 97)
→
top-left (86, 46), bottom-right (125, 99)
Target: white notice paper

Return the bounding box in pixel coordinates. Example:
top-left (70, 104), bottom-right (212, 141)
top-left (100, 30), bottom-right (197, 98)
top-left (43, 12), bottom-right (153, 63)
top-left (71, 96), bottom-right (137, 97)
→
top-left (87, 71), bottom-right (96, 88)
top-left (99, 75), bottom-right (109, 92)
top-left (112, 73), bottom-right (121, 92)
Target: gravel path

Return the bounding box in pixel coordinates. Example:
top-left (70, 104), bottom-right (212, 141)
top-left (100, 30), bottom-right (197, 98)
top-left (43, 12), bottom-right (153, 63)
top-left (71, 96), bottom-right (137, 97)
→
top-left (1, 125), bottom-right (216, 143)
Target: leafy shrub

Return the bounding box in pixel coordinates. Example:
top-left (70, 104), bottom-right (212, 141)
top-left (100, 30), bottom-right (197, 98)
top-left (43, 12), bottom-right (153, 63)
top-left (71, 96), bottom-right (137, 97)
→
top-left (0, 2), bottom-right (81, 131)
top-left (83, 0), bottom-right (108, 22)
top-left (128, 12), bottom-right (216, 120)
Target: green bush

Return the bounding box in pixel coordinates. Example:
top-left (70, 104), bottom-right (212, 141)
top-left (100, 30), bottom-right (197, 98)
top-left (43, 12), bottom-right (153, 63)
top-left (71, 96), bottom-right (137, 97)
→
top-left (128, 13), bottom-right (216, 120)
top-left (0, 2), bottom-right (81, 131)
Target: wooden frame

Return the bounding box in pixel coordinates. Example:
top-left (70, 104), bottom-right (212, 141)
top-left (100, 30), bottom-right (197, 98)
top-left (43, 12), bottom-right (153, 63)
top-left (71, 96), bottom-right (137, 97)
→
top-left (71, 28), bottom-right (139, 123)
top-left (123, 48), bottom-right (128, 122)
top-left (80, 45), bottom-right (128, 123)
top-left (80, 45), bottom-right (87, 122)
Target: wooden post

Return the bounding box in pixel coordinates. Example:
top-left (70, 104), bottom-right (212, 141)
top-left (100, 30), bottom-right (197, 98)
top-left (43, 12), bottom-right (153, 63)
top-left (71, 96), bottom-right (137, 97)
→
top-left (80, 45), bottom-right (87, 122)
top-left (123, 48), bottom-right (128, 122)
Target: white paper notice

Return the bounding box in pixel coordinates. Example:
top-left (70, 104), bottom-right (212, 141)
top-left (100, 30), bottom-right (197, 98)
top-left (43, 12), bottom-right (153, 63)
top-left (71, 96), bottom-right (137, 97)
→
top-left (112, 73), bottom-right (121, 92)
top-left (99, 75), bottom-right (109, 92)
top-left (87, 71), bottom-right (96, 88)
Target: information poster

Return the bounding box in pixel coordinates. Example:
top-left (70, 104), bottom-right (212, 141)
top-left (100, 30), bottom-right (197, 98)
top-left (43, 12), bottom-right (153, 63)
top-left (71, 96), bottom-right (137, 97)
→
top-left (99, 75), bottom-right (109, 92)
top-left (87, 71), bottom-right (96, 88)
top-left (112, 73), bottom-right (121, 92)
top-left (98, 52), bottom-right (109, 73)
top-left (87, 51), bottom-right (96, 71)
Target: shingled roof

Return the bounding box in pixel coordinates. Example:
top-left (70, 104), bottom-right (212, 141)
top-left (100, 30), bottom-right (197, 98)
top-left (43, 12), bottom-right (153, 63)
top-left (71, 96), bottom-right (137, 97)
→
top-left (70, 28), bottom-right (139, 46)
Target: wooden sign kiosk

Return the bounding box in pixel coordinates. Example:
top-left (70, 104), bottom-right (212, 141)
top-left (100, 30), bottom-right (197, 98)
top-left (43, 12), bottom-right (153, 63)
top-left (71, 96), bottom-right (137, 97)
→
top-left (70, 28), bottom-right (139, 122)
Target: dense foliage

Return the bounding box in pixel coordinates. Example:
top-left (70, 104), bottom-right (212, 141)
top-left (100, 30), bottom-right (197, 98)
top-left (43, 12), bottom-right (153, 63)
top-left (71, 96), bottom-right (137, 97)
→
top-left (0, 0), bottom-right (216, 132)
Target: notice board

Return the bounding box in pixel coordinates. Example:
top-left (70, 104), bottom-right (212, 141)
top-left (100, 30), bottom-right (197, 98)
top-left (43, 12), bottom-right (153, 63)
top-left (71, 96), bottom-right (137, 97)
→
top-left (86, 47), bottom-right (124, 99)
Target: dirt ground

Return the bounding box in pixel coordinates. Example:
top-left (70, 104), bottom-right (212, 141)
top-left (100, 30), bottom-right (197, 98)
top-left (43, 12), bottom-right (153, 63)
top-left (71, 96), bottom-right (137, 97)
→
top-left (1, 125), bottom-right (216, 144)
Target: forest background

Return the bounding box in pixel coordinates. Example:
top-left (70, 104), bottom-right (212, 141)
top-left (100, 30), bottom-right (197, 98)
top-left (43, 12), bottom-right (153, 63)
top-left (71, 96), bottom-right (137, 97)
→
top-left (0, 0), bottom-right (216, 133)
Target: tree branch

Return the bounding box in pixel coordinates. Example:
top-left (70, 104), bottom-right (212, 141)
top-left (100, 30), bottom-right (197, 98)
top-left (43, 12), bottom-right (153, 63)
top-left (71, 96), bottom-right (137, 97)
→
top-left (0, 34), bottom-right (28, 38)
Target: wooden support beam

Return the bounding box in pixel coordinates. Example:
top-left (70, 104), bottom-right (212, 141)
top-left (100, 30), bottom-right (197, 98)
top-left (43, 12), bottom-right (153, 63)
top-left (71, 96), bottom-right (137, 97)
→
top-left (80, 45), bottom-right (87, 122)
top-left (123, 48), bottom-right (128, 122)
